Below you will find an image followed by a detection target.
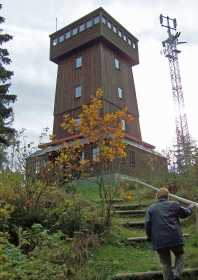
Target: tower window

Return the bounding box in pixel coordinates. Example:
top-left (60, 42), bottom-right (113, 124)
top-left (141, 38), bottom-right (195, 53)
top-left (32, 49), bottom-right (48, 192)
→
top-left (128, 38), bottom-right (132, 46)
top-left (132, 42), bottom-right (136, 49)
top-left (59, 35), bottom-right (64, 43)
top-left (72, 27), bottom-right (78, 36)
top-left (80, 150), bottom-right (85, 160)
top-left (92, 146), bottom-right (100, 161)
top-left (75, 86), bottom-right (82, 98)
top-left (118, 30), bottom-right (122, 37)
top-left (121, 119), bottom-right (126, 131)
top-left (107, 21), bottom-right (112, 29)
top-left (102, 16), bottom-right (106, 24)
top-left (117, 87), bottom-right (123, 99)
top-left (113, 25), bottom-right (117, 33)
top-left (86, 20), bottom-right (93, 28)
top-left (52, 38), bottom-right (58, 46)
top-left (79, 23), bottom-right (85, 32)
top-left (94, 16), bottom-right (100, 25)
top-left (129, 151), bottom-right (135, 168)
top-left (65, 31), bottom-right (71, 39)
top-left (114, 58), bottom-right (120, 70)
top-left (123, 35), bottom-right (127, 41)
top-left (75, 56), bottom-right (82, 68)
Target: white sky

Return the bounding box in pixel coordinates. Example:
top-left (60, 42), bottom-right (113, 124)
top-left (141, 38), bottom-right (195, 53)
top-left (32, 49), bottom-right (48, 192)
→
top-left (2, 0), bottom-right (198, 152)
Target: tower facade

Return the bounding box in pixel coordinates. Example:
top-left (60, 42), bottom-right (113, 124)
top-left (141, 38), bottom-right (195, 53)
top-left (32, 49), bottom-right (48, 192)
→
top-left (50, 8), bottom-right (141, 142)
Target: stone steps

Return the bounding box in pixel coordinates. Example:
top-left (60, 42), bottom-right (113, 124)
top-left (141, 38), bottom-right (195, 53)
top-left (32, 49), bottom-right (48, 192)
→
top-left (113, 203), bottom-right (148, 211)
top-left (112, 200), bottom-right (196, 280)
top-left (114, 209), bottom-right (146, 217)
top-left (122, 220), bottom-right (145, 229)
top-left (123, 233), bottom-right (190, 245)
top-left (112, 268), bottom-right (198, 280)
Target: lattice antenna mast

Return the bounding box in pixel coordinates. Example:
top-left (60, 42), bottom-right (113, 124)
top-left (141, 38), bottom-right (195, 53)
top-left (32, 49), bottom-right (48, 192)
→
top-left (160, 14), bottom-right (192, 171)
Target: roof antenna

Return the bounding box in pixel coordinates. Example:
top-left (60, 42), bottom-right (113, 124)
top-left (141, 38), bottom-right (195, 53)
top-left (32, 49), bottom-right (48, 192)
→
top-left (56, 17), bottom-right (58, 31)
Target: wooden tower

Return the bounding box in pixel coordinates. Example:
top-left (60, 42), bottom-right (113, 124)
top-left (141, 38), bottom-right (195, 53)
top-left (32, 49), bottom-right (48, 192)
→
top-left (50, 8), bottom-right (142, 143)
top-left (28, 8), bottom-right (167, 178)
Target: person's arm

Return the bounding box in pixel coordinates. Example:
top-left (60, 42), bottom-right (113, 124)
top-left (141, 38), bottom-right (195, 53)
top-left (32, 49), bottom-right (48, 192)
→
top-left (175, 202), bottom-right (194, 219)
top-left (145, 208), bottom-right (152, 240)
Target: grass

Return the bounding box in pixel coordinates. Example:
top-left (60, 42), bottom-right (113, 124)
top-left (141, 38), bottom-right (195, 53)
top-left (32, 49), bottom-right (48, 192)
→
top-left (75, 179), bottom-right (100, 202)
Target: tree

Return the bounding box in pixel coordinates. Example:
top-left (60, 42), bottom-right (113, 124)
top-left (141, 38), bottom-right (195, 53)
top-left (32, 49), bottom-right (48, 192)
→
top-left (55, 88), bottom-right (134, 226)
top-left (0, 4), bottom-right (16, 147)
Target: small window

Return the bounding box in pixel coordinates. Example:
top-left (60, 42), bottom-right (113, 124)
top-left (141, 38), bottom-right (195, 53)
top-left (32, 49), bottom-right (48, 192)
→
top-left (52, 38), bottom-right (58, 46)
top-left (94, 16), bottom-right (100, 25)
top-left (72, 27), bottom-right (78, 36)
top-left (113, 25), bottom-right (117, 33)
top-left (75, 56), bottom-right (82, 68)
top-left (132, 42), bottom-right (136, 49)
top-left (92, 147), bottom-right (100, 161)
top-left (129, 151), bottom-right (135, 168)
top-left (128, 38), bottom-right (132, 46)
top-left (59, 35), bottom-right (64, 43)
top-left (79, 23), bottom-right (85, 32)
top-left (80, 150), bottom-right (85, 160)
top-left (75, 86), bottom-right (82, 98)
top-left (75, 117), bottom-right (80, 125)
top-left (121, 119), bottom-right (126, 131)
top-left (117, 87), bottom-right (123, 99)
top-left (86, 19), bottom-right (93, 28)
top-left (102, 16), bottom-right (106, 24)
top-left (107, 21), bottom-right (112, 29)
top-left (123, 35), bottom-right (127, 41)
top-left (114, 58), bottom-right (120, 70)
top-left (65, 31), bottom-right (71, 39)
top-left (118, 30), bottom-right (122, 37)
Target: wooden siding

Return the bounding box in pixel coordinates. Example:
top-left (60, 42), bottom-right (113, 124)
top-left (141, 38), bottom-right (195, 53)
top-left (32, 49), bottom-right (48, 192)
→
top-left (53, 43), bottom-right (102, 138)
top-left (101, 44), bottom-right (142, 140)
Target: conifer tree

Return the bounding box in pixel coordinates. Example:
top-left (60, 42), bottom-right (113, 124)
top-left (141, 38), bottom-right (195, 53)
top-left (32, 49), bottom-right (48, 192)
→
top-left (0, 4), bottom-right (16, 146)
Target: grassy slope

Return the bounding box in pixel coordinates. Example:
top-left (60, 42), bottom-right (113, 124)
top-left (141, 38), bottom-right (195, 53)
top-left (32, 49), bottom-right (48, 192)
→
top-left (75, 179), bottom-right (198, 279)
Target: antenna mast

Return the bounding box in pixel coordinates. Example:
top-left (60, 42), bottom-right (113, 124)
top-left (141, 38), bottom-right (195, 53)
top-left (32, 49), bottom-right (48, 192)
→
top-left (159, 14), bottom-right (192, 171)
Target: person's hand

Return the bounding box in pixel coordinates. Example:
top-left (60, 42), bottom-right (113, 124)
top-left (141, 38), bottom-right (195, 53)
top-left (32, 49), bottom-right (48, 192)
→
top-left (188, 203), bottom-right (195, 209)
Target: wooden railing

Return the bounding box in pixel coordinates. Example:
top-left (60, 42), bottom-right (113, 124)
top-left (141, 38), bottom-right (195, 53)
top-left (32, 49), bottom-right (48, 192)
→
top-left (116, 174), bottom-right (198, 233)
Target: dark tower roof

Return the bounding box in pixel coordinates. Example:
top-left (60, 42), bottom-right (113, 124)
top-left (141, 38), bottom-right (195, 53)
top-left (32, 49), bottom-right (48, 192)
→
top-left (49, 7), bottom-right (139, 66)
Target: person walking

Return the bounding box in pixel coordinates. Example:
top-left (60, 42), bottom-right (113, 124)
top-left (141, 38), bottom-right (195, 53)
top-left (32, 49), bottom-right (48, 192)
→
top-left (145, 187), bottom-right (194, 280)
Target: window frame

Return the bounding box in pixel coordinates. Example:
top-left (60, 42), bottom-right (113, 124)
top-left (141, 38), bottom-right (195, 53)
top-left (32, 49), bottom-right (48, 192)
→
top-left (94, 16), bottom-right (100, 25)
top-left (117, 87), bottom-right (123, 99)
top-left (107, 21), bottom-right (112, 29)
top-left (101, 16), bottom-right (106, 24)
top-left (114, 57), bottom-right (120, 70)
top-left (75, 56), bottom-right (82, 69)
top-left (59, 34), bottom-right (64, 43)
top-left (113, 25), bottom-right (117, 33)
top-left (65, 31), bottom-right (71, 39)
top-left (52, 38), bottom-right (58, 46)
top-left (121, 119), bottom-right (126, 131)
top-left (92, 146), bottom-right (100, 161)
top-left (86, 19), bottom-right (93, 28)
top-left (79, 23), bottom-right (85, 32)
top-left (75, 85), bottom-right (82, 98)
top-left (72, 27), bottom-right (78, 36)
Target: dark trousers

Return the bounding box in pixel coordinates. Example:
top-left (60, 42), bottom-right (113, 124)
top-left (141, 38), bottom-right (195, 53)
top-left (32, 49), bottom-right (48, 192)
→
top-left (157, 245), bottom-right (184, 280)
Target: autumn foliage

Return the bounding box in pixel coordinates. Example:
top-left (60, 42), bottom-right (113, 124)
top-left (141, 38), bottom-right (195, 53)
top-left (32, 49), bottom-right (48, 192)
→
top-left (60, 88), bottom-right (134, 167)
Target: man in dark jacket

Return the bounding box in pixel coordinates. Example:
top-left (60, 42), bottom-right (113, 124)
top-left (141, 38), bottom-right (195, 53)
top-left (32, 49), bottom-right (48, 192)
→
top-left (145, 187), bottom-right (194, 280)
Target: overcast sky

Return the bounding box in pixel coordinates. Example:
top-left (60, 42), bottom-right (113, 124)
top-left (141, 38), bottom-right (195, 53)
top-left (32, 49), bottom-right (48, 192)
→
top-left (2, 0), bottom-right (198, 152)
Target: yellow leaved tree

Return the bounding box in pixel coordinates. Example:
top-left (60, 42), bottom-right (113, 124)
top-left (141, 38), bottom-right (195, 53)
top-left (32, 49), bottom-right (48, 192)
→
top-left (56, 88), bottom-right (134, 226)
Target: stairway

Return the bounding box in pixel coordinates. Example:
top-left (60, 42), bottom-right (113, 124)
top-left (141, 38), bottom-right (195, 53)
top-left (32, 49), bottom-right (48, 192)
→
top-left (111, 201), bottom-right (198, 280)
